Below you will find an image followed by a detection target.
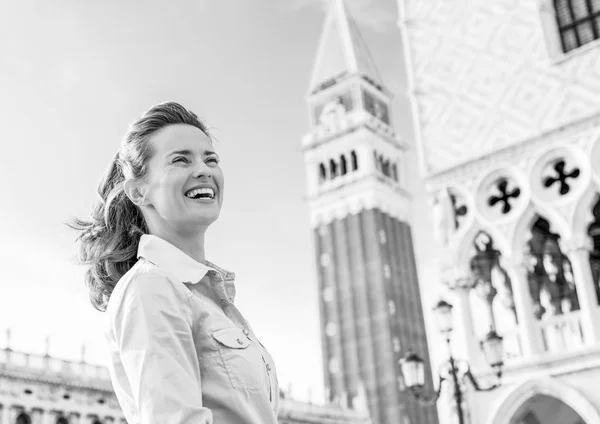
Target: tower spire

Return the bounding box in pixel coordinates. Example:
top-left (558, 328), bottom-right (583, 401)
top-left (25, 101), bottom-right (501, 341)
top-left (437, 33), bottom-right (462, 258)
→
top-left (309, 0), bottom-right (383, 94)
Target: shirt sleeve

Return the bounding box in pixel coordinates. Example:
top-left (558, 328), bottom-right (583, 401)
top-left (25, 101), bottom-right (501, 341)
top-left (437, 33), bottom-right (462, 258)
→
top-left (111, 269), bottom-right (212, 424)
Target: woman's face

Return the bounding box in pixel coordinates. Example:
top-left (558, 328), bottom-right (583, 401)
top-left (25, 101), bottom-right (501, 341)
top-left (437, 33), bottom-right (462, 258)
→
top-left (140, 123), bottom-right (224, 233)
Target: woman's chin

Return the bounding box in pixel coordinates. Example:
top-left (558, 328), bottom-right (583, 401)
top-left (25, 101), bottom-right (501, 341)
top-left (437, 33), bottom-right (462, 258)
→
top-left (188, 210), bottom-right (221, 226)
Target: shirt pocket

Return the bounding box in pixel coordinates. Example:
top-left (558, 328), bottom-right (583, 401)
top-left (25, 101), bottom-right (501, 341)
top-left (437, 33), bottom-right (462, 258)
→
top-left (211, 327), bottom-right (265, 391)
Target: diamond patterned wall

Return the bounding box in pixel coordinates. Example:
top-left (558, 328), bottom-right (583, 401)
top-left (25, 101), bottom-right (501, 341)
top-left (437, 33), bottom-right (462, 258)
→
top-left (401, 0), bottom-right (600, 175)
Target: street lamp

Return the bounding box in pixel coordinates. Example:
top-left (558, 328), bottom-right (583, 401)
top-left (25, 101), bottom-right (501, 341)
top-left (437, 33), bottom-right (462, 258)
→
top-left (399, 300), bottom-right (504, 424)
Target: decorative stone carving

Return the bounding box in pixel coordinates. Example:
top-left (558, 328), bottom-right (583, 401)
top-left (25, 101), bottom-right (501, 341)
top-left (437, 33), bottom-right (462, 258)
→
top-left (403, 0), bottom-right (600, 174)
top-left (432, 187), bottom-right (455, 247)
top-left (476, 170), bottom-right (527, 224)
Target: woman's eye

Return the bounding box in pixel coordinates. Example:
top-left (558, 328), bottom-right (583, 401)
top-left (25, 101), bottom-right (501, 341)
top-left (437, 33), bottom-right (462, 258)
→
top-left (173, 156), bottom-right (189, 164)
top-left (206, 157), bottom-right (220, 164)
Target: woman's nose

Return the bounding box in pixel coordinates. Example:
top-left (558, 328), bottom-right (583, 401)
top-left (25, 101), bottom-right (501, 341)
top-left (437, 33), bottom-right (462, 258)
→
top-left (192, 161), bottom-right (212, 179)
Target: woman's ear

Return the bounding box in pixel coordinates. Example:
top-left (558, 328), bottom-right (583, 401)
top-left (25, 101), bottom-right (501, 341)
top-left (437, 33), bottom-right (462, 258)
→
top-left (123, 179), bottom-right (149, 207)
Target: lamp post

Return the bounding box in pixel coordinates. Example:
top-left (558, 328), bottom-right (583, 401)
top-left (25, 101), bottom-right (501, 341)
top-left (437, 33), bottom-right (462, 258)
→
top-left (399, 300), bottom-right (504, 424)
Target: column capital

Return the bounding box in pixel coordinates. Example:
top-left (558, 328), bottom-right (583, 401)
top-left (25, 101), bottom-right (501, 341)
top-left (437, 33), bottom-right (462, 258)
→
top-left (560, 236), bottom-right (594, 256)
top-left (499, 253), bottom-right (525, 268)
top-left (441, 266), bottom-right (474, 291)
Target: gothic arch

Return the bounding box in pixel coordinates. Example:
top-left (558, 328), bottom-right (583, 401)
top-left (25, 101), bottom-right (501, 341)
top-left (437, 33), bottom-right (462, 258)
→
top-left (486, 377), bottom-right (600, 424)
top-left (510, 202), bottom-right (570, 258)
top-left (571, 186), bottom-right (600, 245)
top-left (455, 220), bottom-right (510, 272)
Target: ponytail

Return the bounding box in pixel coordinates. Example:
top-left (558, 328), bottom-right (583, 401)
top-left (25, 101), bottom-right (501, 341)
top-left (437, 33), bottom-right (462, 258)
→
top-left (69, 154), bottom-right (147, 311)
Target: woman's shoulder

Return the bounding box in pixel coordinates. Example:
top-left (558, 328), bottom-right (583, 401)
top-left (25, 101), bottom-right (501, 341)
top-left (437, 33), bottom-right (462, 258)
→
top-left (106, 259), bottom-right (190, 315)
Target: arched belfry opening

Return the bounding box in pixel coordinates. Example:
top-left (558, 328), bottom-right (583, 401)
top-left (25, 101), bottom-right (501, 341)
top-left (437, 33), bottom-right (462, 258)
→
top-left (329, 158), bottom-right (338, 179)
top-left (350, 150), bottom-right (358, 171)
top-left (340, 154), bottom-right (348, 175)
top-left (16, 413), bottom-right (32, 424)
top-left (588, 198), bottom-right (600, 304)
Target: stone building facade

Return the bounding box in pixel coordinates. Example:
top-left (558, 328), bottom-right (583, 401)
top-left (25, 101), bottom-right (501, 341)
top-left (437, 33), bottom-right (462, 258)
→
top-left (398, 0), bottom-right (600, 423)
top-left (0, 341), bottom-right (369, 424)
top-left (302, 1), bottom-right (439, 424)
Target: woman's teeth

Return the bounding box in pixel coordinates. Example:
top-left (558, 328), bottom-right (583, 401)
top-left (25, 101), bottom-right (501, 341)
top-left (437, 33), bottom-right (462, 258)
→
top-left (185, 187), bottom-right (215, 199)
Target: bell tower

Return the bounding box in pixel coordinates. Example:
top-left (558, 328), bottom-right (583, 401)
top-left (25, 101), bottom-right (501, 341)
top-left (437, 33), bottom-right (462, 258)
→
top-left (302, 1), bottom-right (439, 424)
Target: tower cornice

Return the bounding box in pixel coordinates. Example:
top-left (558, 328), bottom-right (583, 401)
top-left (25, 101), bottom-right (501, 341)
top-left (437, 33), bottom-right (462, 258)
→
top-left (302, 111), bottom-right (408, 152)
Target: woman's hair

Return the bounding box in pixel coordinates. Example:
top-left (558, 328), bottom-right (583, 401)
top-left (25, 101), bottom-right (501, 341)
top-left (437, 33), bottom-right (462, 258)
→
top-left (70, 102), bottom-right (211, 312)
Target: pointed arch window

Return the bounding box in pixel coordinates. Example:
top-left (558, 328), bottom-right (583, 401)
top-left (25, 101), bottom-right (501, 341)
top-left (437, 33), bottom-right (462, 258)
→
top-left (554, 0), bottom-right (600, 53)
top-left (351, 150), bottom-right (358, 171)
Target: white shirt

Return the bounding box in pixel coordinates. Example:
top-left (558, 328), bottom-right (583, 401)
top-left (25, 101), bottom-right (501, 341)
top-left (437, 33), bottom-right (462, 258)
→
top-left (104, 234), bottom-right (279, 423)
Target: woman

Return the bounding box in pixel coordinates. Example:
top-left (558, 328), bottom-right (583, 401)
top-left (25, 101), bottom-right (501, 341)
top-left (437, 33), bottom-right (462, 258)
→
top-left (71, 102), bottom-right (280, 423)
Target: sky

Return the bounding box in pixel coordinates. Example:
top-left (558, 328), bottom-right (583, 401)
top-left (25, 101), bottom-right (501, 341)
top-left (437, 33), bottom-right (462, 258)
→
top-left (0, 0), bottom-right (444, 403)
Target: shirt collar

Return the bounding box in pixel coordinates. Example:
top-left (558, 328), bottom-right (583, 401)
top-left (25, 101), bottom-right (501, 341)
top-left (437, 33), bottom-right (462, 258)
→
top-left (137, 234), bottom-right (236, 286)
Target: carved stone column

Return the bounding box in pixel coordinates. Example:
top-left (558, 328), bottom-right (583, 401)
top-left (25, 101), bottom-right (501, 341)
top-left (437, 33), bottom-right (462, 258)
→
top-left (503, 255), bottom-right (544, 356)
top-left (454, 286), bottom-right (484, 367)
top-left (564, 239), bottom-right (600, 343)
top-left (444, 267), bottom-right (484, 368)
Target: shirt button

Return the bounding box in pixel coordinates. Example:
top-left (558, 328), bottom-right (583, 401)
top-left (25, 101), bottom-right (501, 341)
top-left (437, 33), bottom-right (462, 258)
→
top-left (237, 339), bottom-right (244, 345)
top-left (266, 363), bottom-right (272, 372)
top-left (221, 299), bottom-right (228, 305)
top-left (242, 329), bottom-right (250, 336)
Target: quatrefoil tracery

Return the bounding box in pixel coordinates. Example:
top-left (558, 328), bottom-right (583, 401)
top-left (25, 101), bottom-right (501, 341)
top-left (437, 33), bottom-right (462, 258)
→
top-left (543, 160), bottom-right (580, 196)
top-left (488, 179), bottom-right (521, 215)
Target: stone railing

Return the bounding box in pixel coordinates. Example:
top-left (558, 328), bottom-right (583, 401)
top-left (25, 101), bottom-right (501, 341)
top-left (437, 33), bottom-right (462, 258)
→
top-left (278, 398), bottom-right (371, 424)
top-left (538, 310), bottom-right (585, 353)
top-left (0, 347), bottom-right (111, 382)
top-left (500, 326), bottom-right (523, 361)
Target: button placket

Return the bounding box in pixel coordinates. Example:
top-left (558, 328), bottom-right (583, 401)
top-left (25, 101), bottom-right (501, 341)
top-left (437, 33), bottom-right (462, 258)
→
top-left (262, 356), bottom-right (273, 402)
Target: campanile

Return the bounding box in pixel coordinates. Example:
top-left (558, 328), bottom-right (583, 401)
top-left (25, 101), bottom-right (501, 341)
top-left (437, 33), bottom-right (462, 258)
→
top-left (302, 1), bottom-right (438, 423)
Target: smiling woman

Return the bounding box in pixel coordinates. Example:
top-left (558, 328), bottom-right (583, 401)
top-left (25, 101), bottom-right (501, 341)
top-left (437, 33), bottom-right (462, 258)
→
top-left (69, 102), bottom-right (280, 424)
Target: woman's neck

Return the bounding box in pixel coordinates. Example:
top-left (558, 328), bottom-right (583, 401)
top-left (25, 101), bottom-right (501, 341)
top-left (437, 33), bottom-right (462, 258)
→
top-left (150, 226), bottom-right (208, 263)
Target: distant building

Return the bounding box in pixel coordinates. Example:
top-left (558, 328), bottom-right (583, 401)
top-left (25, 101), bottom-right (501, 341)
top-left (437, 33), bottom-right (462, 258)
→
top-left (399, 0), bottom-right (600, 422)
top-left (302, 1), bottom-right (439, 424)
top-left (0, 339), bottom-right (369, 424)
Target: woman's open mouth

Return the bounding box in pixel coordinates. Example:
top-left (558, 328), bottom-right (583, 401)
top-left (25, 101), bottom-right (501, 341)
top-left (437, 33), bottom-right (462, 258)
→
top-left (185, 187), bottom-right (216, 202)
